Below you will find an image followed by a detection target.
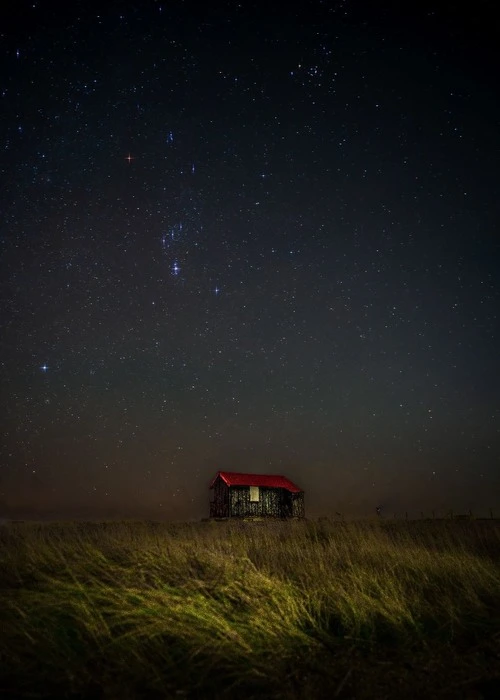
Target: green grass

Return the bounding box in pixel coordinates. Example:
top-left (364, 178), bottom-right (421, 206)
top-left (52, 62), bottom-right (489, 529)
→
top-left (1, 518), bottom-right (499, 698)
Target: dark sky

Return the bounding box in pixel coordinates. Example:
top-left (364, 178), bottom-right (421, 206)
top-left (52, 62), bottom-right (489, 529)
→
top-left (1, 0), bottom-right (499, 520)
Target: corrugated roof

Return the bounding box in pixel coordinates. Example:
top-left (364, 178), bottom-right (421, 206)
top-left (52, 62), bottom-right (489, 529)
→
top-left (209, 470), bottom-right (303, 493)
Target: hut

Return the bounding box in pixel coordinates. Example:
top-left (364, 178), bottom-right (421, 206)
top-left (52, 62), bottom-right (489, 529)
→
top-left (209, 470), bottom-right (305, 519)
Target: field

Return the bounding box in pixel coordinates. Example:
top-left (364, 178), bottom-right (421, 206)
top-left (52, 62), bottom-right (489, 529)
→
top-left (1, 518), bottom-right (499, 699)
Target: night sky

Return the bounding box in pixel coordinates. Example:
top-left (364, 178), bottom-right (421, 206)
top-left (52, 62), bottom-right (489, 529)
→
top-left (1, 0), bottom-right (499, 520)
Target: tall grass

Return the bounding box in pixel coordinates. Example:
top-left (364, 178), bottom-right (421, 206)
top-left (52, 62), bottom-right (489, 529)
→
top-left (1, 519), bottom-right (499, 698)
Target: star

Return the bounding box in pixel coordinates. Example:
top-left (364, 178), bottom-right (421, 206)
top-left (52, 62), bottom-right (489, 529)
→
top-left (125, 153), bottom-right (134, 163)
top-left (40, 364), bottom-right (48, 372)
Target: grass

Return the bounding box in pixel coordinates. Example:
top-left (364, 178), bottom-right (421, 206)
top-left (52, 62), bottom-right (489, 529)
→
top-left (0, 518), bottom-right (499, 698)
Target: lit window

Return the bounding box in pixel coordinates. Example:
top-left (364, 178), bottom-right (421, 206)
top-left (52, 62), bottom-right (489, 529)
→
top-left (249, 486), bottom-right (259, 502)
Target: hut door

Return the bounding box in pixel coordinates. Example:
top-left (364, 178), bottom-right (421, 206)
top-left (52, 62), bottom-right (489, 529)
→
top-left (234, 497), bottom-right (244, 517)
top-left (283, 491), bottom-right (292, 518)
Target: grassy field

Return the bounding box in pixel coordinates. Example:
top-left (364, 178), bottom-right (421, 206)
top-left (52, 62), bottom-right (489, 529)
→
top-left (1, 518), bottom-right (499, 699)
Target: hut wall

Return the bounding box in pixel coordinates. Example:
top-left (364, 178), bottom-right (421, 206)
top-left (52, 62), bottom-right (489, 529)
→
top-left (210, 476), bottom-right (229, 517)
top-left (229, 486), bottom-right (294, 518)
top-left (211, 478), bottom-right (305, 519)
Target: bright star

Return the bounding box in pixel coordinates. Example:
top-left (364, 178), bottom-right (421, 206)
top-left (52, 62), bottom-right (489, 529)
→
top-left (125, 153), bottom-right (134, 163)
top-left (40, 364), bottom-right (48, 372)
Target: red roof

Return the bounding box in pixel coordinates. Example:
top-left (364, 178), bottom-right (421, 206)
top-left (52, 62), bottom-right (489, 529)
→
top-left (210, 470), bottom-right (303, 493)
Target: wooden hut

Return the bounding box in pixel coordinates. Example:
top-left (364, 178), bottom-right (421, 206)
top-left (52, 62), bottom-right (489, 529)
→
top-left (209, 470), bottom-right (305, 519)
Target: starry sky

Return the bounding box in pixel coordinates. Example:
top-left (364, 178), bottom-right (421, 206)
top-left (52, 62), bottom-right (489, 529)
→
top-left (1, 0), bottom-right (499, 520)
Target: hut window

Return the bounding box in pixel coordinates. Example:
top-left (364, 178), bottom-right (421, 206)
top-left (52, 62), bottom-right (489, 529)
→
top-left (249, 486), bottom-right (260, 502)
